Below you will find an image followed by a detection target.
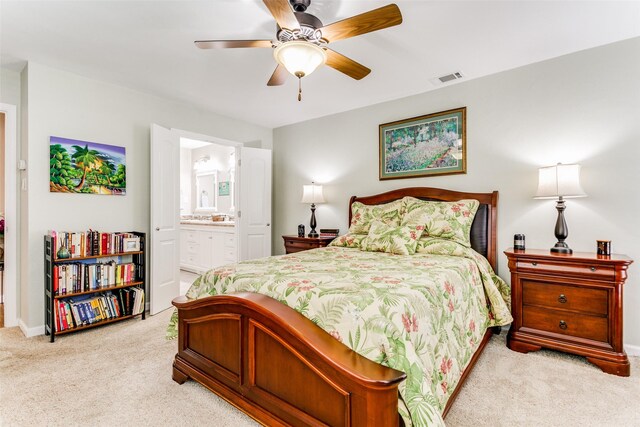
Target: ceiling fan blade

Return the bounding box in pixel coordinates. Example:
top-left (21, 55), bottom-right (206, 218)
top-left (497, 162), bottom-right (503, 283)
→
top-left (325, 49), bottom-right (371, 80)
top-left (319, 4), bottom-right (402, 43)
top-left (267, 64), bottom-right (289, 86)
top-left (263, 0), bottom-right (300, 31)
top-left (195, 40), bottom-right (273, 49)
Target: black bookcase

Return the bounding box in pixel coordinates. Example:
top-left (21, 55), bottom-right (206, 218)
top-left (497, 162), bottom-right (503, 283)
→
top-left (44, 231), bottom-right (146, 342)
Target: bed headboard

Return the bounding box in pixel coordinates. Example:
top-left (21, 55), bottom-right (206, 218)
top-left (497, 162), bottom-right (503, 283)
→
top-left (349, 187), bottom-right (499, 272)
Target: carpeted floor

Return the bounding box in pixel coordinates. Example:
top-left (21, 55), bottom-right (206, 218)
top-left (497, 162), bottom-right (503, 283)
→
top-left (0, 309), bottom-right (638, 426)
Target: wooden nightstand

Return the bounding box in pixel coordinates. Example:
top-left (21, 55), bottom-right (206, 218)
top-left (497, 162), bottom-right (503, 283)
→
top-left (282, 235), bottom-right (335, 254)
top-left (504, 248), bottom-right (633, 376)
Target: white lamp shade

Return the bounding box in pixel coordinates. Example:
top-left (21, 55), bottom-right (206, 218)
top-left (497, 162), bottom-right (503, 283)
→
top-left (301, 184), bottom-right (325, 204)
top-left (274, 41), bottom-right (327, 77)
top-left (534, 163), bottom-right (587, 199)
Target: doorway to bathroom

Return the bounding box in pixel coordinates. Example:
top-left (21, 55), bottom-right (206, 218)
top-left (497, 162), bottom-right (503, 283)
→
top-left (149, 125), bottom-right (271, 314)
top-left (178, 138), bottom-right (236, 294)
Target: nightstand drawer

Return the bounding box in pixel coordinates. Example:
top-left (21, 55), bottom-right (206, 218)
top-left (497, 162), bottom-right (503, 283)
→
top-left (522, 305), bottom-right (608, 343)
top-left (284, 239), bottom-right (316, 251)
top-left (282, 235), bottom-right (334, 254)
top-left (522, 280), bottom-right (608, 316)
top-left (516, 260), bottom-right (614, 279)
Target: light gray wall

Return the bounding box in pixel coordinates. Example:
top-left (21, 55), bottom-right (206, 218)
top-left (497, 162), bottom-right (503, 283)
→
top-left (0, 68), bottom-right (22, 107)
top-left (273, 37), bottom-right (640, 349)
top-left (21, 61), bottom-right (272, 331)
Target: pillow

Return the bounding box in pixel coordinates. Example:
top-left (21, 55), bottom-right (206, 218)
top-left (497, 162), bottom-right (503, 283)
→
top-left (348, 199), bottom-right (404, 234)
top-left (328, 233), bottom-right (368, 249)
top-left (360, 220), bottom-right (425, 256)
top-left (401, 197), bottom-right (479, 247)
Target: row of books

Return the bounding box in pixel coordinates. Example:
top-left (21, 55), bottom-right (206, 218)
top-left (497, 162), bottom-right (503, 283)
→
top-left (49, 230), bottom-right (141, 259)
top-left (319, 228), bottom-right (340, 238)
top-left (53, 261), bottom-right (138, 296)
top-left (55, 288), bottom-right (144, 331)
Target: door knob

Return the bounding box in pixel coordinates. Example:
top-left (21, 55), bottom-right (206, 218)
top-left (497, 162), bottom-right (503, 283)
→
top-left (266, 223), bottom-right (271, 226)
top-left (155, 227), bottom-right (160, 231)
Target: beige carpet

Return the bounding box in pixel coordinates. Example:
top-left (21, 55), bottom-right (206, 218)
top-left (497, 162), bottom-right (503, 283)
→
top-left (0, 310), bottom-right (638, 426)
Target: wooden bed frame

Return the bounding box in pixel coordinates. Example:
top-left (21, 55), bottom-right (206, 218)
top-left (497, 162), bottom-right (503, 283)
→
top-left (172, 187), bottom-right (499, 426)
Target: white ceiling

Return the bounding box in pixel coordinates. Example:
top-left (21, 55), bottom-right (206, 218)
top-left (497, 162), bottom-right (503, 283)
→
top-left (2, 1), bottom-right (639, 128)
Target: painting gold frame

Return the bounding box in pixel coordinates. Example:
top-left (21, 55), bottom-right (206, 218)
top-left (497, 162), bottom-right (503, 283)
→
top-left (379, 107), bottom-right (467, 180)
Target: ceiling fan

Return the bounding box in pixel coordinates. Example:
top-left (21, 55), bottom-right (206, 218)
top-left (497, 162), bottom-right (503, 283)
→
top-left (195, 0), bottom-right (403, 100)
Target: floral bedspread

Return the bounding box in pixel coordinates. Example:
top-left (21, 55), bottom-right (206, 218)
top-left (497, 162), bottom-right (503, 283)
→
top-left (167, 241), bottom-right (512, 426)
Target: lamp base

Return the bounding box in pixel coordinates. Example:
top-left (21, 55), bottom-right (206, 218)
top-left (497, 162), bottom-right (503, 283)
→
top-left (308, 203), bottom-right (318, 238)
top-left (551, 242), bottom-right (573, 254)
top-left (550, 198), bottom-right (572, 254)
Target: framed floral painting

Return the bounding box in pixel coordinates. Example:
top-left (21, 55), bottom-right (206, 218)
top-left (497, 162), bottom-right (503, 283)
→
top-left (379, 107), bottom-right (466, 180)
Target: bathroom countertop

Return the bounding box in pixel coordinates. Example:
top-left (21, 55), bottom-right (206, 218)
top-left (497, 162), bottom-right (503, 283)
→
top-left (180, 220), bottom-right (235, 227)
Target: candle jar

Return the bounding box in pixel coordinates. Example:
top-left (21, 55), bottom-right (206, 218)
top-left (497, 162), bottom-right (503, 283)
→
top-left (514, 234), bottom-right (526, 250)
top-left (597, 240), bottom-right (611, 256)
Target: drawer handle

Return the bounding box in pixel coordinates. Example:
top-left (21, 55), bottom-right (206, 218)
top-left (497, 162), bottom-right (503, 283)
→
top-left (531, 262), bottom-right (537, 266)
top-left (558, 294), bottom-right (567, 304)
top-left (559, 320), bottom-right (568, 330)
top-left (590, 266), bottom-right (596, 272)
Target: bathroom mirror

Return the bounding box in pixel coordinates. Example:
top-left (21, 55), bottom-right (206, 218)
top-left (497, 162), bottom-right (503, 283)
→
top-left (195, 171), bottom-right (217, 212)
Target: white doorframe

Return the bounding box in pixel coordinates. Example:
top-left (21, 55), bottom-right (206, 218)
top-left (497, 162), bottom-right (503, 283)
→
top-left (171, 128), bottom-right (242, 149)
top-left (1, 103), bottom-right (18, 327)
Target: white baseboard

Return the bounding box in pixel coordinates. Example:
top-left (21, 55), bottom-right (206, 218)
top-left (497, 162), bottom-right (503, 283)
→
top-left (18, 320), bottom-right (45, 338)
top-left (625, 343), bottom-right (640, 357)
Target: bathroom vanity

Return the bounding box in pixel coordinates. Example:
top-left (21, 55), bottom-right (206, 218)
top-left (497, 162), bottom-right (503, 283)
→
top-left (179, 221), bottom-right (237, 273)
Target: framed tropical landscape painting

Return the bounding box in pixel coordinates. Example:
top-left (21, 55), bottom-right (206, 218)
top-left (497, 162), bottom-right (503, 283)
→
top-left (50, 136), bottom-right (126, 195)
top-left (379, 107), bottom-right (466, 180)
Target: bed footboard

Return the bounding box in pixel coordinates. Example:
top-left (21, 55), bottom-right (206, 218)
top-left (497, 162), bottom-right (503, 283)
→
top-left (172, 293), bottom-right (407, 427)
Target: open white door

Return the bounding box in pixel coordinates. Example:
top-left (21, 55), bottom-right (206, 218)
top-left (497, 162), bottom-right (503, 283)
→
top-left (237, 147), bottom-right (272, 261)
top-left (150, 124), bottom-right (180, 314)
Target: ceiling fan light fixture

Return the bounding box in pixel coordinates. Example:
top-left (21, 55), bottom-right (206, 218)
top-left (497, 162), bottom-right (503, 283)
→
top-left (273, 41), bottom-right (327, 78)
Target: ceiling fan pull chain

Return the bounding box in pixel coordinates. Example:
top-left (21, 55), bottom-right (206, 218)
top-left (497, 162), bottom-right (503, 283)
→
top-left (298, 76), bottom-right (302, 101)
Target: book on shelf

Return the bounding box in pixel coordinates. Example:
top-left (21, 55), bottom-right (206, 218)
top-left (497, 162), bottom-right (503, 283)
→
top-left (48, 230), bottom-right (141, 259)
top-left (52, 261), bottom-right (137, 296)
top-left (55, 287), bottom-right (145, 331)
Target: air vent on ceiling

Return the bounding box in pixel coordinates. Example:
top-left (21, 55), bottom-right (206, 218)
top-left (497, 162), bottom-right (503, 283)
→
top-left (429, 71), bottom-right (465, 86)
top-left (439, 71), bottom-right (464, 83)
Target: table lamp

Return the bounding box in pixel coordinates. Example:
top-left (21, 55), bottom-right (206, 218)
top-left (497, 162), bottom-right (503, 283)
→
top-left (301, 182), bottom-right (325, 238)
top-left (534, 163), bottom-right (586, 254)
